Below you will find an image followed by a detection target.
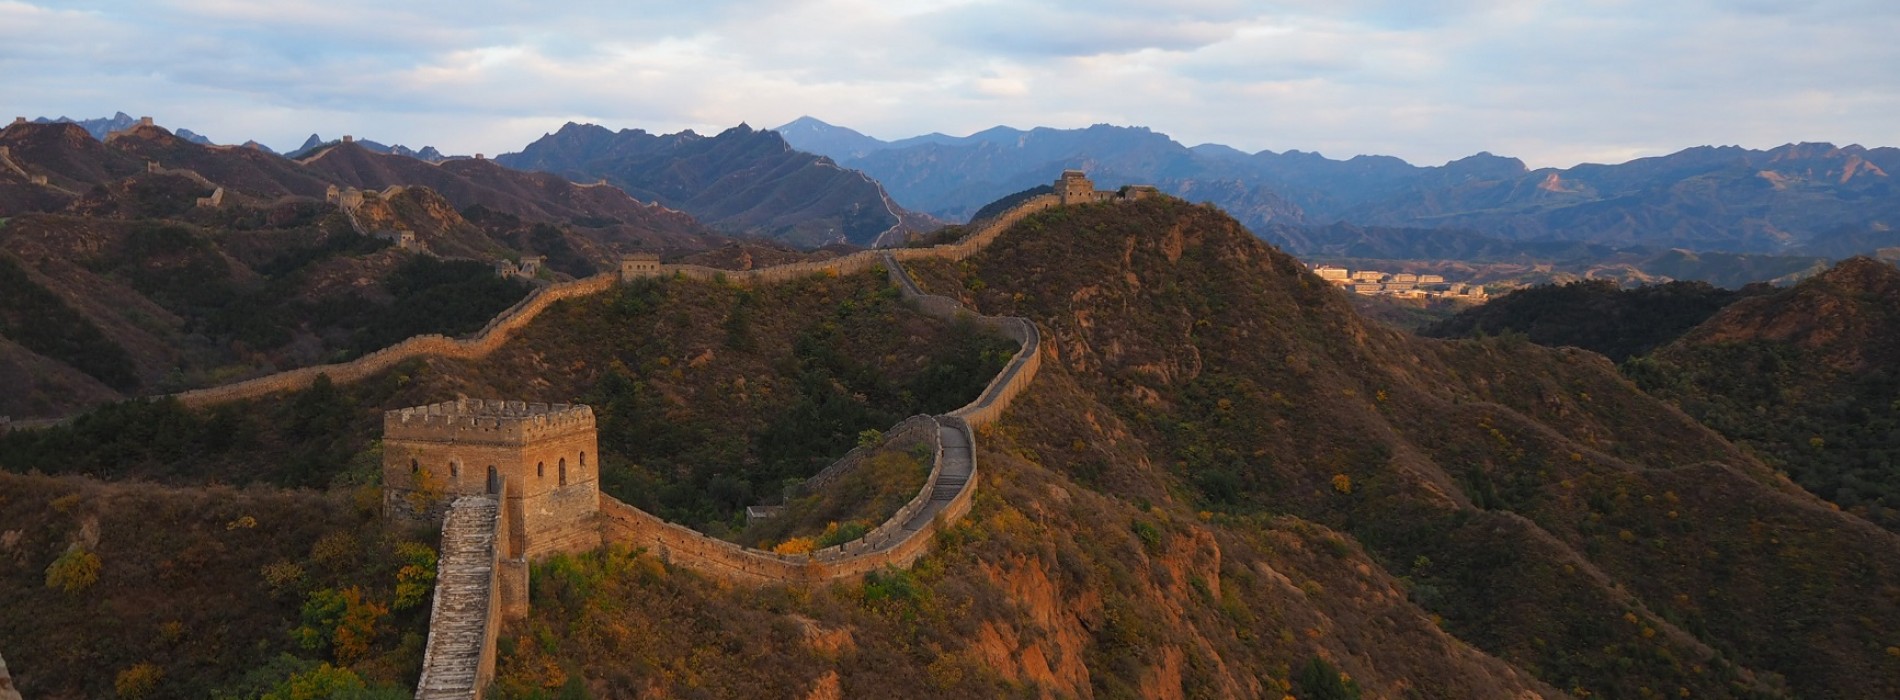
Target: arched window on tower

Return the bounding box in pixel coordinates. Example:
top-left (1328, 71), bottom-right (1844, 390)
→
top-left (410, 459), bottom-right (419, 473)
top-left (537, 461), bottom-right (545, 478)
top-left (559, 458), bottom-right (568, 486)
top-left (450, 461), bottom-right (459, 479)
top-left (487, 465), bottom-right (500, 494)
top-left (580, 451), bottom-right (587, 469)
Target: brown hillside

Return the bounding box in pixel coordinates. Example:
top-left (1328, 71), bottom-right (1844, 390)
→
top-left (1670, 256), bottom-right (1900, 372)
top-left (1630, 256), bottom-right (1900, 530)
top-left (883, 199), bottom-right (1900, 697)
top-left (107, 124), bottom-right (334, 201)
top-left (304, 143), bottom-right (710, 237)
top-left (0, 122), bottom-right (143, 195)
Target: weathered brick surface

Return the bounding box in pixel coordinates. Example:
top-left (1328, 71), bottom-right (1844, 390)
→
top-left (415, 493), bottom-right (504, 700)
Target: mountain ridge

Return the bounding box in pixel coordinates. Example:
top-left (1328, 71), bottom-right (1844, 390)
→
top-left (777, 117), bottom-right (1900, 256)
top-left (499, 122), bottom-right (933, 247)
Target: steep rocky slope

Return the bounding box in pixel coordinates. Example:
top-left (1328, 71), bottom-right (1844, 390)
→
top-left (884, 200), bottom-right (1900, 698)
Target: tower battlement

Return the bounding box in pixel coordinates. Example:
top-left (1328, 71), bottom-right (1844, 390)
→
top-left (386, 398), bottom-right (595, 445)
top-left (383, 398), bottom-right (601, 558)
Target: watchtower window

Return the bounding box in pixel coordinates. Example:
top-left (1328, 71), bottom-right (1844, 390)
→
top-left (410, 459), bottom-right (419, 473)
top-left (559, 462), bottom-right (568, 486)
top-left (450, 462), bottom-right (459, 479)
top-left (580, 451), bottom-right (587, 468)
top-left (537, 462), bottom-right (545, 478)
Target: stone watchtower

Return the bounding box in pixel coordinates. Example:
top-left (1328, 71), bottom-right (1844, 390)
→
top-left (1056, 169), bottom-right (1096, 205)
top-left (383, 399), bottom-right (601, 561)
top-left (618, 252), bottom-right (661, 281)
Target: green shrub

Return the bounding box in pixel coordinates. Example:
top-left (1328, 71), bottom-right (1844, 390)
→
top-left (45, 547), bottom-right (102, 594)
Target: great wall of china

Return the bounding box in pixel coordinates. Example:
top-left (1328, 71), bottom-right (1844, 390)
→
top-left (114, 191), bottom-right (1062, 415)
top-left (406, 208), bottom-right (1057, 698)
top-left (4, 167), bottom-right (1148, 698)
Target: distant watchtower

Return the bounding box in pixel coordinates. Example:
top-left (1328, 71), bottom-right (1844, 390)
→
top-left (619, 252), bottom-right (662, 281)
top-left (383, 399), bottom-right (600, 560)
top-left (1056, 170), bottom-right (1096, 205)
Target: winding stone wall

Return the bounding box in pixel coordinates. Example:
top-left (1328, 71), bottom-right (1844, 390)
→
top-left (156, 274), bottom-right (619, 410)
top-left (25, 193), bottom-right (1062, 425)
top-left (584, 246), bottom-right (1044, 586)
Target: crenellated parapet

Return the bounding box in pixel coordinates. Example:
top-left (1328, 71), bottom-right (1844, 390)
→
top-left (383, 398), bottom-right (600, 564)
top-left (385, 399), bottom-right (595, 445)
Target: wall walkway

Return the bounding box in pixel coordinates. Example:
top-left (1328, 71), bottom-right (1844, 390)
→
top-left (415, 490), bottom-right (505, 699)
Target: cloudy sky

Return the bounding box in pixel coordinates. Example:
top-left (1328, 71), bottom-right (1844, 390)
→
top-left (4, 0), bottom-right (1897, 167)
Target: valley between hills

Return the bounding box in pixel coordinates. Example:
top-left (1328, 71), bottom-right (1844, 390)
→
top-left (0, 115), bottom-right (1898, 700)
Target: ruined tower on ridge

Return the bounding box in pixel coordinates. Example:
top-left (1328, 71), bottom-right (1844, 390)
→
top-left (382, 399), bottom-right (601, 560)
top-left (1056, 169), bottom-right (1096, 205)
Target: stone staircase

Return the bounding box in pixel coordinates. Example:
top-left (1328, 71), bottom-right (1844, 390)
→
top-left (931, 423), bottom-right (973, 501)
top-left (903, 420), bottom-right (974, 531)
top-left (416, 495), bottom-right (501, 700)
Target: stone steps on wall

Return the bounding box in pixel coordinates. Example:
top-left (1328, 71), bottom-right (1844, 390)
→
top-left (416, 496), bottom-right (500, 700)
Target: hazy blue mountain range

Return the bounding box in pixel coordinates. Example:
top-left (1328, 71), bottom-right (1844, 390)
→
top-left (777, 117), bottom-right (1900, 256)
top-left (498, 122), bottom-right (932, 247)
top-left (31, 111), bottom-right (213, 145)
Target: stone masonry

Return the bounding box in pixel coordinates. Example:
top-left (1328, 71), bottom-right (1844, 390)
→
top-left (415, 494), bottom-right (502, 699)
top-left (383, 399), bottom-right (600, 562)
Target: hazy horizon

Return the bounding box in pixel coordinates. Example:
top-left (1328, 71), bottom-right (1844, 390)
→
top-left (4, 1), bottom-right (1897, 169)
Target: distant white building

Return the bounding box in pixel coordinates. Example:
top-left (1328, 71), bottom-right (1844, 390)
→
top-left (1352, 270), bottom-right (1384, 282)
top-left (1314, 266), bottom-right (1351, 282)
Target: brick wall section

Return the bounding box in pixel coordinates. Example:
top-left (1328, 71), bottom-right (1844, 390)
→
top-left (582, 246), bottom-right (1044, 586)
top-left (151, 274), bottom-right (619, 411)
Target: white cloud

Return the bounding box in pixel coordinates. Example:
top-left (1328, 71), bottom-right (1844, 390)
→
top-left (0, 0), bottom-right (1895, 166)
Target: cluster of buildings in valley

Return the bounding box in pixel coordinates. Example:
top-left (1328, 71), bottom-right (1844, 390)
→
top-left (1311, 265), bottom-right (1488, 301)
